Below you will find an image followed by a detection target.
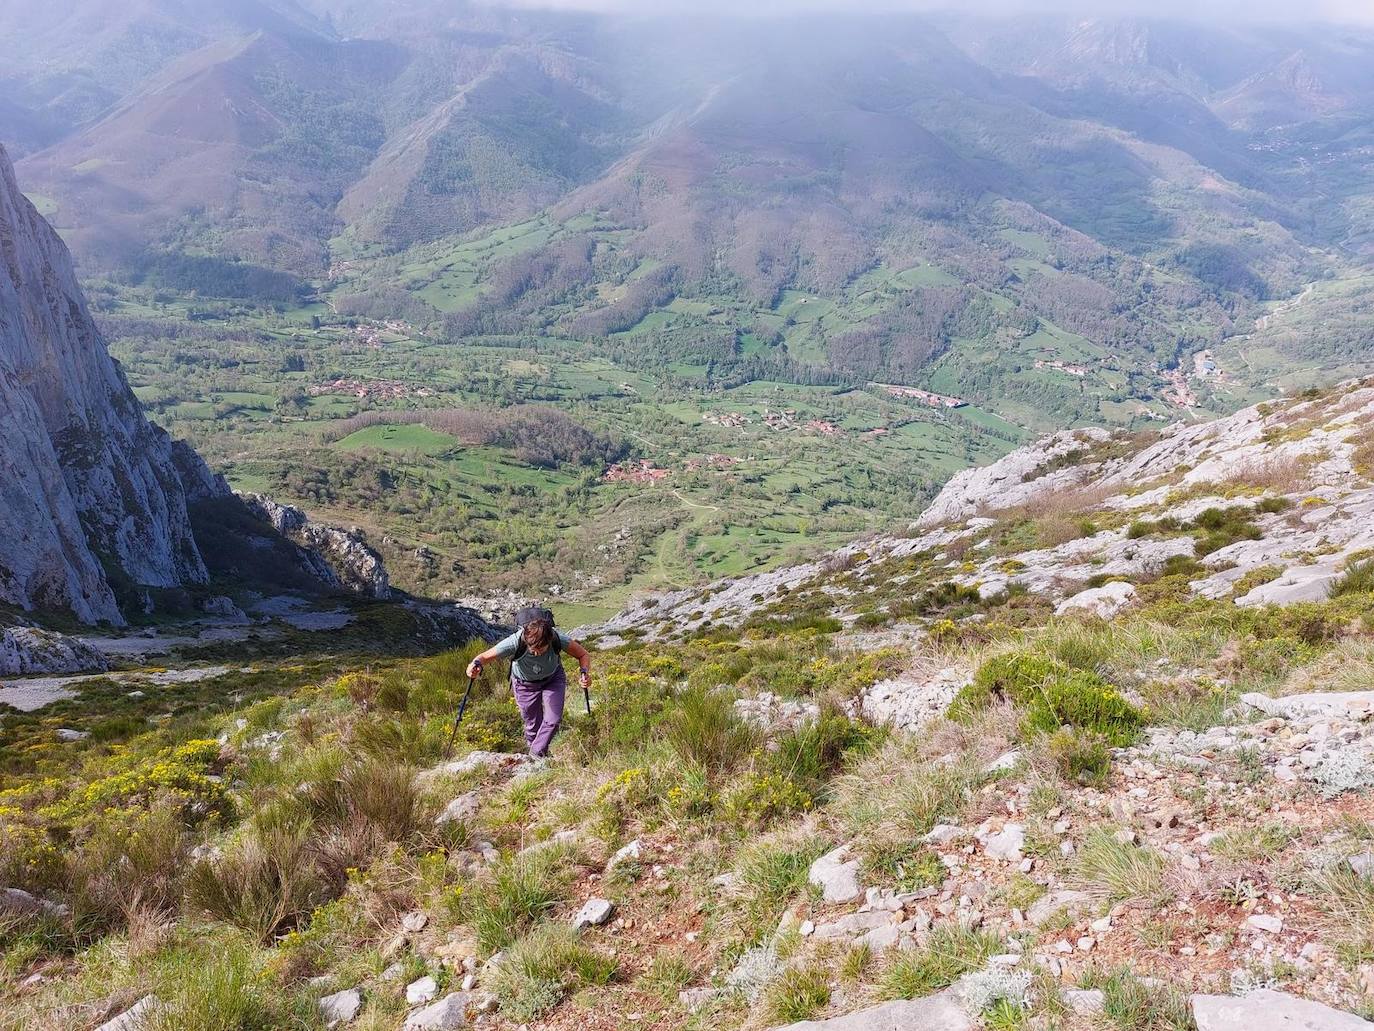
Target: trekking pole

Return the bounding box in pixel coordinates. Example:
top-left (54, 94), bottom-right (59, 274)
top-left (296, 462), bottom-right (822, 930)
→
top-left (443, 675), bottom-right (477, 759)
top-left (581, 673), bottom-right (592, 715)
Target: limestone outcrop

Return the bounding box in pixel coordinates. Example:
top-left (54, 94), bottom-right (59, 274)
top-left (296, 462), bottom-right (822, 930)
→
top-left (0, 143), bottom-right (219, 625)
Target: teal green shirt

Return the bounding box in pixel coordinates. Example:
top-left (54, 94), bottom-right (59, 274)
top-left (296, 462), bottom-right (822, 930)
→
top-left (492, 630), bottom-right (572, 683)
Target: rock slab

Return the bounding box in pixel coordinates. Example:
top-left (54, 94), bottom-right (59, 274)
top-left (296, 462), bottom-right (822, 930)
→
top-left (773, 988), bottom-right (972, 1030)
top-left (1191, 989), bottom-right (1370, 1030)
top-left (403, 993), bottom-right (469, 1030)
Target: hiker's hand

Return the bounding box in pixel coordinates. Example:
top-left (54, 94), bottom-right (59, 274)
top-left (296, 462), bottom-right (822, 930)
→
top-left (466, 659), bottom-right (483, 679)
top-left (579, 668), bottom-right (592, 689)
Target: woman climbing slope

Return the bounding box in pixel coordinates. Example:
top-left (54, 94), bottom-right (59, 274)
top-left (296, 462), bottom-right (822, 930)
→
top-left (466, 606), bottom-right (592, 757)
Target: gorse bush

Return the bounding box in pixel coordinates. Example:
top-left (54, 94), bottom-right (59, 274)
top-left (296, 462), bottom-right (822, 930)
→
top-left (952, 652), bottom-right (1068, 717)
top-left (1020, 670), bottom-right (1143, 746)
top-left (954, 653), bottom-right (1141, 745)
top-left (1041, 727), bottom-right (1113, 785)
top-left (767, 707), bottom-right (876, 791)
top-left (69, 801), bottom-right (191, 928)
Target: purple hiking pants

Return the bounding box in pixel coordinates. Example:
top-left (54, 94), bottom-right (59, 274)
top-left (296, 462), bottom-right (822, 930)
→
top-left (512, 666), bottom-right (566, 756)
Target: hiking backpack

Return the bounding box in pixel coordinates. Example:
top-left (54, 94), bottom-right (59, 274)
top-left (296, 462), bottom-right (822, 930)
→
top-left (511, 605), bottom-right (560, 662)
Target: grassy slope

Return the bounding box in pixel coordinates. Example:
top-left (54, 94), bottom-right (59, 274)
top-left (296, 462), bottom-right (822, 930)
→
top-left (3, 545), bottom-right (1373, 1028)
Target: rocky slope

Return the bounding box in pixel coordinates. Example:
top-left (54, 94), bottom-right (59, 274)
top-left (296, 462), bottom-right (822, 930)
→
top-left (598, 377), bottom-right (1374, 641)
top-left (0, 141), bottom-right (216, 626)
top-left (240, 494), bottom-right (392, 600)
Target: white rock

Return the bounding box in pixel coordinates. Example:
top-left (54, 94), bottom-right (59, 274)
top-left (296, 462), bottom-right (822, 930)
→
top-left (406, 975), bottom-right (438, 1005)
top-left (1065, 989), bottom-right (1105, 1015)
top-left (771, 987), bottom-right (973, 1030)
top-left (1245, 914), bottom-right (1283, 934)
top-left (924, 824), bottom-right (964, 845)
top-left (94, 997), bottom-right (162, 1031)
top-left (984, 750), bottom-right (1021, 774)
top-left (980, 824), bottom-right (1026, 863)
top-left (319, 988), bottom-right (363, 1027)
top-left (403, 993), bottom-right (469, 1030)
top-left (1055, 582), bottom-right (1137, 619)
top-left (1025, 890), bottom-right (1091, 927)
top-left (0, 886), bottom-right (69, 919)
top-left (573, 897), bottom-right (614, 930)
top-left (435, 792), bottom-right (481, 826)
top-left (809, 843), bottom-right (864, 903)
top-left (608, 839), bottom-right (642, 870)
top-left (1191, 988), bottom-right (1369, 1031)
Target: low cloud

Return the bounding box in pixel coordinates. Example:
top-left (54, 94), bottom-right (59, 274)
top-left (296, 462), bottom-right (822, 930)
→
top-left (487, 0), bottom-right (1373, 23)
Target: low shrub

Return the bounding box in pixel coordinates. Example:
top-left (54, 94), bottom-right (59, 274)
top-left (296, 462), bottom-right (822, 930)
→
top-left (69, 801), bottom-right (192, 928)
top-left (860, 841), bottom-right (945, 893)
top-left (1191, 506), bottom-right (1262, 557)
top-left (878, 925), bottom-right (999, 1000)
top-left (950, 652), bottom-right (1068, 719)
top-left (719, 772), bottom-right (812, 826)
top-left (467, 845), bottom-right (574, 954)
top-left (767, 708), bottom-right (875, 790)
top-left (764, 965), bottom-right (831, 1023)
top-left (1020, 670), bottom-right (1143, 746)
top-left (663, 687), bottom-right (759, 774)
top-left (1334, 559), bottom-right (1374, 598)
top-left (1042, 727), bottom-right (1113, 785)
top-left (185, 820), bottom-right (333, 943)
top-left (489, 923), bottom-right (616, 1022)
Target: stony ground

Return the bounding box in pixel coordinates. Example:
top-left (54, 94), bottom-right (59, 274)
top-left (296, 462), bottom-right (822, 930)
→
top-left (4, 380), bottom-right (1374, 1031)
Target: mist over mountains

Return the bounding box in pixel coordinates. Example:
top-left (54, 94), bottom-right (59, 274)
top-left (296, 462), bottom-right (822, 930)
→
top-left (6, 2), bottom-right (1374, 396)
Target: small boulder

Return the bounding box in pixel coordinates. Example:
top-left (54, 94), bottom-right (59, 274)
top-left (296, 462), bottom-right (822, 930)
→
top-left (979, 824), bottom-right (1026, 863)
top-left (572, 898), bottom-right (614, 930)
top-left (924, 824), bottom-right (964, 845)
top-left (406, 976), bottom-right (438, 1005)
top-left (679, 987), bottom-right (718, 1012)
top-left (1025, 890), bottom-right (1091, 927)
top-left (0, 886), bottom-right (69, 920)
top-left (1244, 914), bottom-right (1283, 935)
top-left (608, 839), bottom-right (641, 870)
top-left (1055, 582), bottom-right (1137, 619)
top-left (435, 792), bottom-right (481, 826)
top-left (809, 843), bottom-right (863, 903)
top-left (1065, 989), bottom-right (1105, 1015)
top-left (319, 988), bottom-right (363, 1027)
top-left (403, 993), bottom-right (469, 1030)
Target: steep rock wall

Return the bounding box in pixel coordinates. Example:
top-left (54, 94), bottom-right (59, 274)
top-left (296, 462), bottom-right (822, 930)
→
top-left (0, 143), bottom-right (216, 624)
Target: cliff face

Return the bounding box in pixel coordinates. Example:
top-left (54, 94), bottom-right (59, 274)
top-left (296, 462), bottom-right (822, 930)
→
top-left (0, 143), bottom-right (216, 625)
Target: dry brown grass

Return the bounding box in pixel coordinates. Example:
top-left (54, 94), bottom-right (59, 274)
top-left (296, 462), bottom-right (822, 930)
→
top-left (1351, 425), bottom-right (1374, 478)
top-left (1215, 453), bottom-right (1316, 495)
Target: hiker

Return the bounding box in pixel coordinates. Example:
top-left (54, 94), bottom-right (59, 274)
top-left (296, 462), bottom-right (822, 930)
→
top-left (465, 607), bottom-right (591, 757)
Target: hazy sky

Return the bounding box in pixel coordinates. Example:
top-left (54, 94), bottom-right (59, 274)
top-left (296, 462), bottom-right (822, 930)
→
top-left (491, 0), bottom-right (1374, 23)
